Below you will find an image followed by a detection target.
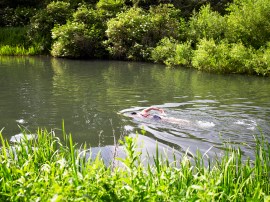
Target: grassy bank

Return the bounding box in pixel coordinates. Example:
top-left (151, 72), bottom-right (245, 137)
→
top-left (0, 128), bottom-right (269, 201)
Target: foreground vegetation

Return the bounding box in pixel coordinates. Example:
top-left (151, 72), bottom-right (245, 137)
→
top-left (0, 127), bottom-right (269, 201)
top-left (0, 0), bottom-right (270, 76)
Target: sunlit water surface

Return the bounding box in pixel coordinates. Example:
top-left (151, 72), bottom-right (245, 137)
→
top-left (0, 56), bottom-right (269, 159)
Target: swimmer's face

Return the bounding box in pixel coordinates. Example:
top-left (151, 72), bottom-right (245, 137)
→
top-left (131, 112), bottom-right (137, 116)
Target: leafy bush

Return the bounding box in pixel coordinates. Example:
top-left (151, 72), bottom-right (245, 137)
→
top-left (226, 0), bottom-right (270, 49)
top-left (151, 37), bottom-right (178, 63)
top-left (187, 4), bottom-right (226, 43)
top-left (191, 38), bottom-right (261, 74)
top-left (133, 0), bottom-right (171, 9)
top-left (51, 22), bottom-right (94, 58)
top-left (96, 0), bottom-right (125, 15)
top-left (148, 4), bottom-right (181, 45)
top-left (105, 7), bottom-right (148, 60)
top-left (105, 4), bottom-right (181, 61)
top-left (51, 5), bottom-right (106, 58)
top-left (227, 42), bottom-right (254, 74)
top-left (27, 1), bottom-right (73, 53)
top-left (73, 3), bottom-right (106, 27)
top-left (251, 44), bottom-right (270, 76)
top-left (192, 38), bottom-right (222, 72)
top-left (167, 41), bottom-right (193, 66)
top-left (151, 37), bottom-right (193, 67)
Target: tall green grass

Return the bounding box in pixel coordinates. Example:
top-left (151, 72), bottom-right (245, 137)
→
top-left (0, 45), bottom-right (41, 55)
top-left (0, 128), bottom-right (269, 201)
top-left (0, 27), bottom-right (28, 46)
top-left (0, 27), bottom-right (41, 55)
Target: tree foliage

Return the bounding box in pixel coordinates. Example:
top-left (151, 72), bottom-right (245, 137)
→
top-left (225, 0), bottom-right (270, 48)
top-left (171, 0), bottom-right (232, 18)
top-left (0, 7), bottom-right (36, 27)
top-left (27, 1), bottom-right (73, 53)
top-left (105, 4), bottom-right (181, 60)
top-left (187, 4), bottom-right (226, 43)
top-left (51, 4), bottom-right (107, 58)
top-left (1, 0), bottom-right (270, 76)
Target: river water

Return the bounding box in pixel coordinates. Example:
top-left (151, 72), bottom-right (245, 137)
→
top-left (0, 56), bottom-right (269, 159)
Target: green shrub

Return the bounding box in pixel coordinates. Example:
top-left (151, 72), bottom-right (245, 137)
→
top-left (187, 4), bottom-right (226, 43)
top-left (51, 22), bottom-right (98, 58)
top-left (96, 0), bottom-right (125, 15)
top-left (151, 37), bottom-right (178, 63)
top-left (73, 3), bottom-right (107, 29)
top-left (251, 44), bottom-right (270, 76)
top-left (105, 4), bottom-right (181, 61)
top-left (147, 4), bottom-right (181, 43)
top-left (191, 38), bottom-right (260, 74)
top-left (166, 41), bottom-right (193, 66)
top-left (105, 7), bottom-right (148, 60)
top-left (151, 37), bottom-right (193, 67)
top-left (227, 42), bottom-right (254, 74)
top-left (192, 38), bottom-right (222, 72)
top-left (27, 1), bottom-right (73, 53)
top-left (226, 0), bottom-right (270, 49)
top-left (133, 0), bottom-right (171, 9)
top-left (51, 5), bottom-right (106, 58)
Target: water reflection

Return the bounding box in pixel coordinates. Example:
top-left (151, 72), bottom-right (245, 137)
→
top-left (0, 56), bottom-right (269, 159)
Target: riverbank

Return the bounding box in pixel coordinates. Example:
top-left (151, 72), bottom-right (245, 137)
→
top-left (0, 127), bottom-right (269, 201)
top-left (1, 0), bottom-right (270, 76)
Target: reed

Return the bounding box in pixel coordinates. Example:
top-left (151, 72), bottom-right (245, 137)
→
top-left (0, 45), bottom-right (41, 55)
top-left (0, 127), bottom-right (269, 201)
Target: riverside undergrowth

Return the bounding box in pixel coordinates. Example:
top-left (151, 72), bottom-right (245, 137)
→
top-left (0, 27), bottom-right (41, 55)
top-left (0, 127), bottom-right (269, 201)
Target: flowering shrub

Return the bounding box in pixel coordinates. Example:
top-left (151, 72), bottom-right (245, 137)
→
top-left (51, 5), bottom-right (106, 58)
top-left (105, 4), bottom-right (181, 61)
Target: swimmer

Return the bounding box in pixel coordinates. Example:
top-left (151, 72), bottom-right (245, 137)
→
top-left (131, 107), bottom-right (190, 124)
top-left (131, 107), bottom-right (165, 120)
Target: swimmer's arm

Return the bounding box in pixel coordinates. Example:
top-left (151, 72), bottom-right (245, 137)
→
top-left (141, 107), bottom-right (165, 114)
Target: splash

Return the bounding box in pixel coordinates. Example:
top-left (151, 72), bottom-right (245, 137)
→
top-left (196, 121), bottom-right (215, 128)
top-left (235, 120), bottom-right (257, 130)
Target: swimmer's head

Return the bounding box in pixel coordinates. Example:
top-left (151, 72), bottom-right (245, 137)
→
top-left (131, 112), bottom-right (137, 115)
